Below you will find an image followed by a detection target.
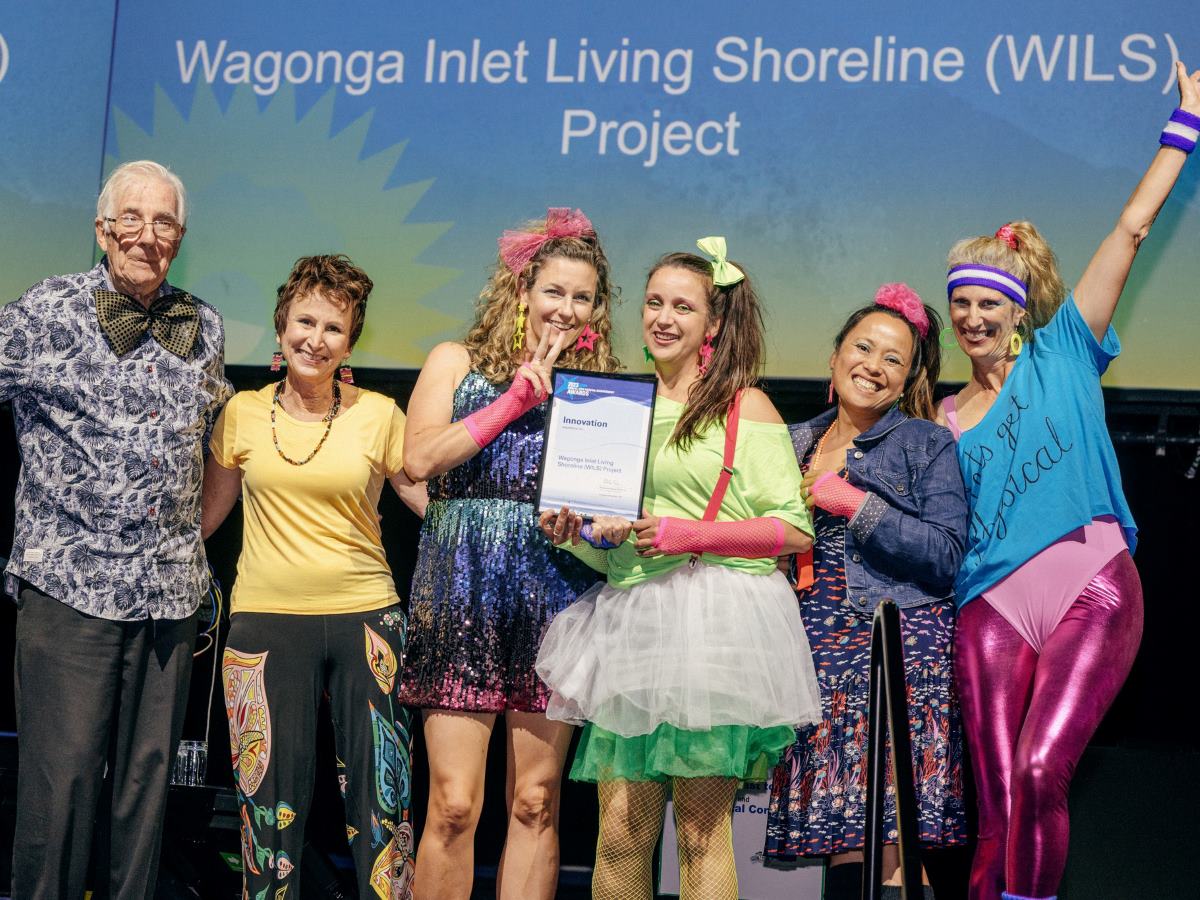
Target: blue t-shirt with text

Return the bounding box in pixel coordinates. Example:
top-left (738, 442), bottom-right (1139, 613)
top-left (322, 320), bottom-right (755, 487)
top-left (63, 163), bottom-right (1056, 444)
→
top-left (954, 293), bottom-right (1136, 606)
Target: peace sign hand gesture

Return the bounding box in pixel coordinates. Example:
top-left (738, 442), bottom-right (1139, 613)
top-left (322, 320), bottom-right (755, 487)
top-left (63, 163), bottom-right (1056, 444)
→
top-left (516, 325), bottom-right (568, 399)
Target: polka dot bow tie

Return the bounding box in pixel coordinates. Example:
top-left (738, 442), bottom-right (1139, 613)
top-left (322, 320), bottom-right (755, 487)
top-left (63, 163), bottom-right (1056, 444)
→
top-left (94, 289), bottom-right (200, 358)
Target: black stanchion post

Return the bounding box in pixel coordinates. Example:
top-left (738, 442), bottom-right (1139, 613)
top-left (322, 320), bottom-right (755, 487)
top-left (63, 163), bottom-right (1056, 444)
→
top-left (864, 615), bottom-right (887, 900)
top-left (862, 599), bottom-right (923, 900)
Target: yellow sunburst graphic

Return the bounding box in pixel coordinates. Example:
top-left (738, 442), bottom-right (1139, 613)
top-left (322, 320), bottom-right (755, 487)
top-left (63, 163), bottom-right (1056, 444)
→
top-left (105, 83), bottom-right (461, 366)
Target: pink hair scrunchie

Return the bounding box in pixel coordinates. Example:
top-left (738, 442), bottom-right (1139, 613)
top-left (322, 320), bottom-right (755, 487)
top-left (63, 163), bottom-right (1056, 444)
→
top-left (874, 282), bottom-right (930, 338)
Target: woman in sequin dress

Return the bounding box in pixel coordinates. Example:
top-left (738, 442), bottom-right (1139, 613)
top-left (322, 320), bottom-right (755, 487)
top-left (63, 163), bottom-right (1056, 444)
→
top-left (763, 286), bottom-right (970, 900)
top-left (398, 209), bottom-right (621, 899)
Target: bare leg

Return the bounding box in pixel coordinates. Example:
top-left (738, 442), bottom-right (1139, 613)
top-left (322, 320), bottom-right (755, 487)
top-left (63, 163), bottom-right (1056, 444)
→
top-left (495, 710), bottom-right (574, 900)
top-left (413, 710), bottom-right (495, 900)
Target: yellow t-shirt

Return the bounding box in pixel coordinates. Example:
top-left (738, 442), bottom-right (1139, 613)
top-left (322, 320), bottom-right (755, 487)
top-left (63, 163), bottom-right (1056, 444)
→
top-left (209, 384), bottom-right (405, 615)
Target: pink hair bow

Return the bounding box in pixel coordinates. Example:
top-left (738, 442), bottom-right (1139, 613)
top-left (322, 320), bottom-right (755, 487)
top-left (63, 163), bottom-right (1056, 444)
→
top-left (498, 207), bottom-right (595, 276)
top-left (874, 283), bottom-right (930, 338)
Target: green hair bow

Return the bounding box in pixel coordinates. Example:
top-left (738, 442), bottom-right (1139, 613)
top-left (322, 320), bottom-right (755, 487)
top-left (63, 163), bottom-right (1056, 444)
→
top-left (696, 236), bottom-right (745, 287)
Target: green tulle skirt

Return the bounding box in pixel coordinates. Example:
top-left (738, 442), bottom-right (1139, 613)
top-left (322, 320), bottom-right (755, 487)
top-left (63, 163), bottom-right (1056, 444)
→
top-left (570, 721), bottom-right (796, 784)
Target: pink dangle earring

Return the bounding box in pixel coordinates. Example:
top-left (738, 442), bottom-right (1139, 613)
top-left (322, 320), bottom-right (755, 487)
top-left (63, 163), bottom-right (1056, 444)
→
top-left (338, 361), bottom-right (355, 384)
top-left (698, 333), bottom-right (715, 376)
top-left (270, 350), bottom-right (283, 372)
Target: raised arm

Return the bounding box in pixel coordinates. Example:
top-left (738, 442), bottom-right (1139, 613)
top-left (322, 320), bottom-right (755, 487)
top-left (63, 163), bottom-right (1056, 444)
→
top-left (1075, 61), bottom-right (1200, 340)
top-left (201, 454), bottom-right (242, 540)
top-left (403, 329), bottom-right (566, 481)
top-left (401, 342), bottom-right (478, 481)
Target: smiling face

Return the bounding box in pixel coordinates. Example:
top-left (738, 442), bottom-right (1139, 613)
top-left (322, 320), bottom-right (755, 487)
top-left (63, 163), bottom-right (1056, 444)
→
top-left (277, 291), bottom-right (354, 387)
top-left (830, 311), bottom-right (915, 420)
top-left (518, 256), bottom-right (598, 351)
top-left (642, 265), bottom-right (719, 376)
top-left (948, 283), bottom-right (1025, 362)
top-left (93, 176), bottom-right (183, 305)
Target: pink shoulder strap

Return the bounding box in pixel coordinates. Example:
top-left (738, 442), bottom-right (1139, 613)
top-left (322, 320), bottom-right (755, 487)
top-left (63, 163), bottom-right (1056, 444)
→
top-left (688, 389), bottom-right (744, 569)
top-left (700, 389), bottom-right (743, 523)
top-left (940, 395), bottom-right (962, 441)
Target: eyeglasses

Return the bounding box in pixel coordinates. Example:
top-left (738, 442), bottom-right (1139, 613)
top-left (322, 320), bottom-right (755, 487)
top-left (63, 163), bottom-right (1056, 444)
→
top-left (104, 214), bottom-right (183, 241)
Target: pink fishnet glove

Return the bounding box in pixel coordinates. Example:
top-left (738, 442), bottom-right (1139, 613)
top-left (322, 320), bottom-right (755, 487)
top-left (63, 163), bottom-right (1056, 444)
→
top-left (652, 516), bottom-right (785, 558)
top-left (809, 471), bottom-right (868, 519)
top-left (462, 367), bottom-right (541, 448)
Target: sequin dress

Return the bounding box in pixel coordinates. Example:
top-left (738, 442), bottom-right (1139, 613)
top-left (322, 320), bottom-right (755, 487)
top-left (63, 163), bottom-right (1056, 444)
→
top-left (763, 503), bottom-right (968, 858)
top-left (398, 370), bottom-right (599, 713)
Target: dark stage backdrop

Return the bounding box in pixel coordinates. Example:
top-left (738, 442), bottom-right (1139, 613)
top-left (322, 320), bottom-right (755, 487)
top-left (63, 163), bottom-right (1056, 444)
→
top-left (1, 368), bottom-right (1197, 897)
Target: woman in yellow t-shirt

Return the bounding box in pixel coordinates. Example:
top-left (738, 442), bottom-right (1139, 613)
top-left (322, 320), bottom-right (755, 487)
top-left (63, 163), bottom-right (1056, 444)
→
top-left (202, 255), bottom-right (426, 900)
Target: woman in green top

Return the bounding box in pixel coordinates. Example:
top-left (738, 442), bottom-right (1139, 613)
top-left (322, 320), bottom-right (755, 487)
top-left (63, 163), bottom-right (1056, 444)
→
top-left (535, 239), bottom-right (821, 899)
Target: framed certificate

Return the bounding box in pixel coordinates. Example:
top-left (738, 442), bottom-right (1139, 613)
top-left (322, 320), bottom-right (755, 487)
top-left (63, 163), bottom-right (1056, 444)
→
top-left (535, 368), bottom-right (658, 520)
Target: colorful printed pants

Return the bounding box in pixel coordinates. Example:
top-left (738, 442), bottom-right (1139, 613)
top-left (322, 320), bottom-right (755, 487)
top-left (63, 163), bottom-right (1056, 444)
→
top-left (222, 606), bottom-right (414, 900)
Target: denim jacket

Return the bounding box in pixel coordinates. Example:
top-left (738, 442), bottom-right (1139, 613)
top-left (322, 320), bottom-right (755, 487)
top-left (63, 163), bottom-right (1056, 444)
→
top-left (790, 405), bottom-right (968, 612)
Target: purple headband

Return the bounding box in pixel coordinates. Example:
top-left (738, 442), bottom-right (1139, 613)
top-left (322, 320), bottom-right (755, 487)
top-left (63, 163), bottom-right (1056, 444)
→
top-left (946, 263), bottom-right (1028, 308)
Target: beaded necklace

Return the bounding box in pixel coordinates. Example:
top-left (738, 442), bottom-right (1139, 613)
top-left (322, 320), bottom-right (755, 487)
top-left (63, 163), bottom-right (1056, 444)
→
top-left (809, 424), bottom-right (851, 479)
top-left (271, 379), bottom-right (341, 466)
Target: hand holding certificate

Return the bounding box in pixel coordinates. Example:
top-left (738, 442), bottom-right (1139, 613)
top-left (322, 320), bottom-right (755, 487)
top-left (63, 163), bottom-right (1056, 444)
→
top-left (535, 368), bottom-right (658, 522)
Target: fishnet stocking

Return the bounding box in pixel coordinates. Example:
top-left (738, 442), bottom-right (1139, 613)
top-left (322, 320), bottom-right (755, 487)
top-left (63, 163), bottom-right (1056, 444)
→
top-left (593, 779), bottom-right (668, 900)
top-left (672, 777), bottom-right (739, 900)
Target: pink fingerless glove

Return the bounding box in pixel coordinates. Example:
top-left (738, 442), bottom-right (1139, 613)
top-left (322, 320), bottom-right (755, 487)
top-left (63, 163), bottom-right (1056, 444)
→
top-left (652, 516), bottom-right (785, 558)
top-left (809, 471), bottom-right (868, 519)
top-left (462, 367), bottom-right (541, 448)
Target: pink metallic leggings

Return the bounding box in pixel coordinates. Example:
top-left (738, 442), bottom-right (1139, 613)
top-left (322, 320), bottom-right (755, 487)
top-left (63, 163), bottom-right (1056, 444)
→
top-left (954, 551), bottom-right (1142, 900)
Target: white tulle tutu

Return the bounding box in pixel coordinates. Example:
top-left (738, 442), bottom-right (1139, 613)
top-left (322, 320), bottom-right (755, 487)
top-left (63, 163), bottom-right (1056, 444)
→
top-left (535, 562), bottom-right (821, 738)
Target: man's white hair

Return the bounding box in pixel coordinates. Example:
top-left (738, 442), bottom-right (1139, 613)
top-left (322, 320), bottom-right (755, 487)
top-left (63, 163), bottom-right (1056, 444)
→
top-left (96, 160), bottom-right (188, 229)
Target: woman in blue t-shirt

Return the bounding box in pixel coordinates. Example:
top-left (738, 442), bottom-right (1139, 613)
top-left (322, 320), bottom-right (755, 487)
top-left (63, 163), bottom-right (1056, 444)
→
top-left (936, 62), bottom-right (1200, 900)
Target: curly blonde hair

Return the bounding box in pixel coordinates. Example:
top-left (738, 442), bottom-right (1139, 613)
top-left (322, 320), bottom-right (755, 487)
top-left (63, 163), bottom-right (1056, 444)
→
top-left (947, 220), bottom-right (1066, 342)
top-left (463, 218), bottom-right (621, 383)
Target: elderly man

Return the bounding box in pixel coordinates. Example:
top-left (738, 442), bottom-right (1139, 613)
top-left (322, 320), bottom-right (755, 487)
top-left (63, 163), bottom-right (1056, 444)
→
top-left (0, 160), bottom-right (231, 898)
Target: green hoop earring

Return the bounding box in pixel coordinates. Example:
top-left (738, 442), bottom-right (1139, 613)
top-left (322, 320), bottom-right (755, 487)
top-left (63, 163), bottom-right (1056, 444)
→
top-left (939, 326), bottom-right (960, 349)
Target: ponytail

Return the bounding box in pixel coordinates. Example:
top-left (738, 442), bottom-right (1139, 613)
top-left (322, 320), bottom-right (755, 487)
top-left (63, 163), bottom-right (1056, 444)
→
top-left (647, 253), bottom-right (765, 449)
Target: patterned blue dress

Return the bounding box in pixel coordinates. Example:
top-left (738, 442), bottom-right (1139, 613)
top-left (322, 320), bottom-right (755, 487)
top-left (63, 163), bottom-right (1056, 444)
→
top-left (397, 370), bottom-right (599, 712)
top-left (764, 503), bottom-right (968, 858)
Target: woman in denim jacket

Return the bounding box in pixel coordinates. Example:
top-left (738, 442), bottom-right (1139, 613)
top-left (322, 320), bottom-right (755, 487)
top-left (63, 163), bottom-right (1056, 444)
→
top-left (765, 285), bottom-right (969, 900)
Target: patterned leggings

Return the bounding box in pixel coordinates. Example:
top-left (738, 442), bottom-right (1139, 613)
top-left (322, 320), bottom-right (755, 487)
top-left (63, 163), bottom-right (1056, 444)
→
top-left (954, 551), bottom-right (1142, 900)
top-left (222, 606), bottom-right (414, 900)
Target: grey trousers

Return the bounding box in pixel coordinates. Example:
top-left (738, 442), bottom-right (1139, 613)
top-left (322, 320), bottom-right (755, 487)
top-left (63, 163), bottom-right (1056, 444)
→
top-left (11, 583), bottom-right (195, 900)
